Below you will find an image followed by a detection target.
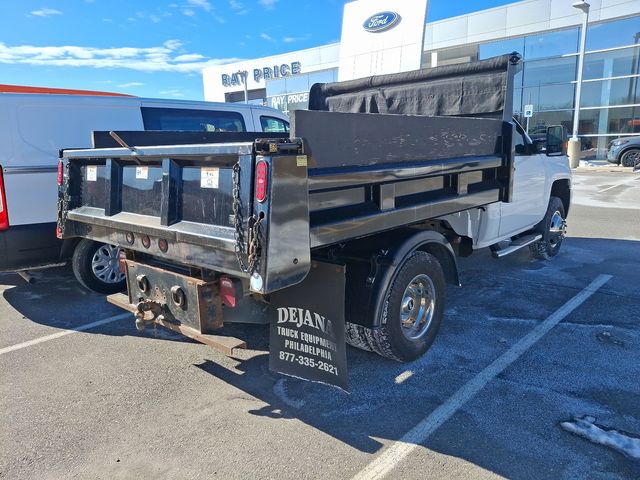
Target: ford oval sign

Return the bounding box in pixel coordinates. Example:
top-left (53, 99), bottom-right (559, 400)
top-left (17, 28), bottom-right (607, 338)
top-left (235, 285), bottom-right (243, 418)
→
top-left (363, 11), bottom-right (401, 33)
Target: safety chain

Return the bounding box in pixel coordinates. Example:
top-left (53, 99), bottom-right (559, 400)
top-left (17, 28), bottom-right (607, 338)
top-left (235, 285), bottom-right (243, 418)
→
top-left (232, 162), bottom-right (262, 274)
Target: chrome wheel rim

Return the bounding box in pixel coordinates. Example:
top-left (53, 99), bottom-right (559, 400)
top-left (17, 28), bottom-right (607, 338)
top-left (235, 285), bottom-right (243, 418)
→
top-left (400, 274), bottom-right (436, 341)
top-left (549, 210), bottom-right (566, 247)
top-left (91, 244), bottom-right (125, 284)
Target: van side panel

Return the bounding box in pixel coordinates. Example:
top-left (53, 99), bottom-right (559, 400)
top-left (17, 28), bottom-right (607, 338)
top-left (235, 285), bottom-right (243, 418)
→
top-left (3, 98), bottom-right (143, 225)
top-left (0, 95), bottom-right (143, 271)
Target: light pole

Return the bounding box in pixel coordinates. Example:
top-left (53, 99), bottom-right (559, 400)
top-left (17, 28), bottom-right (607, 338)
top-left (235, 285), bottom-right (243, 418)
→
top-left (237, 70), bottom-right (248, 104)
top-left (568, 0), bottom-right (590, 168)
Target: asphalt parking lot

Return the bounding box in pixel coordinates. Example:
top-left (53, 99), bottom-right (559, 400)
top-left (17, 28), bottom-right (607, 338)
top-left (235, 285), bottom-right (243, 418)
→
top-left (1, 169), bottom-right (639, 480)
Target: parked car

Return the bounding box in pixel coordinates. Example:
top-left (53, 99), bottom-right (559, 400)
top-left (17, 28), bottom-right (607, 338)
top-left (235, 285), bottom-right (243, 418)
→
top-left (0, 85), bottom-right (289, 292)
top-left (607, 136), bottom-right (640, 167)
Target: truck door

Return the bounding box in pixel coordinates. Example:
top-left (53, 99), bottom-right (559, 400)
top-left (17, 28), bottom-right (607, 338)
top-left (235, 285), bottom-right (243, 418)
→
top-left (498, 122), bottom-right (548, 237)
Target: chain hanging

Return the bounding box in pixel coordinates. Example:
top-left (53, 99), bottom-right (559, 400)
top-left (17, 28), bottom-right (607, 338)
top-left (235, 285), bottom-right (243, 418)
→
top-left (232, 162), bottom-right (261, 274)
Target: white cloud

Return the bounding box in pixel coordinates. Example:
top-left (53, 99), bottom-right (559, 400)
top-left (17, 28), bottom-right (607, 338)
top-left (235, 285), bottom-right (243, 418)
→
top-left (258, 0), bottom-right (278, 9)
top-left (31, 8), bottom-right (62, 17)
top-left (160, 89), bottom-right (186, 98)
top-left (182, 9), bottom-right (195, 16)
top-left (283, 35), bottom-right (310, 43)
top-left (229, 0), bottom-right (248, 14)
top-left (260, 33), bottom-right (274, 42)
top-left (174, 53), bottom-right (205, 62)
top-left (187, 0), bottom-right (211, 11)
top-left (117, 82), bottom-right (144, 88)
top-left (0, 40), bottom-right (242, 74)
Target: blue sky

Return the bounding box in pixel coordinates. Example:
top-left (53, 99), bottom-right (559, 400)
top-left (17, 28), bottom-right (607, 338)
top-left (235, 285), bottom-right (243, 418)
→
top-left (0, 0), bottom-right (520, 100)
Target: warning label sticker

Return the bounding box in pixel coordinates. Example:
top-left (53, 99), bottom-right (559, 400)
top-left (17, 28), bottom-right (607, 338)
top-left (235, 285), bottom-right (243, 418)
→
top-left (201, 167), bottom-right (219, 189)
top-left (86, 166), bottom-right (97, 182)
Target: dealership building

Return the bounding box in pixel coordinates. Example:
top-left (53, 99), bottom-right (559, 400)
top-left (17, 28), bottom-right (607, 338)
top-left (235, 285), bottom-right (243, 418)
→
top-left (203, 0), bottom-right (640, 159)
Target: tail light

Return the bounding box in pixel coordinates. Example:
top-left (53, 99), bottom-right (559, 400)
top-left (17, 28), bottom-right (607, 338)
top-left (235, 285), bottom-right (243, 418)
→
top-left (255, 160), bottom-right (268, 203)
top-left (220, 276), bottom-right (241, 308)
top-left (57, 160), bottom-right (64, 186)
top-left (0, 169), bottom-right (9, 231)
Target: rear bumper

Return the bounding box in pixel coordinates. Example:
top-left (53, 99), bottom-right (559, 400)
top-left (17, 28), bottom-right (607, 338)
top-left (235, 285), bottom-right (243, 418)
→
top-left (0, 222), bottom-right (63, 272)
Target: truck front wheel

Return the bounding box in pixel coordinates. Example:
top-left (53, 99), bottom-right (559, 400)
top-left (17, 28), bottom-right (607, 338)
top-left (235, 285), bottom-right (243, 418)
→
top-left (369, 251), bottom-right (446, 362)
top-left (72, 239), bottom-right (126, 294)
top-left (529, 196), bottom-right (566, 260)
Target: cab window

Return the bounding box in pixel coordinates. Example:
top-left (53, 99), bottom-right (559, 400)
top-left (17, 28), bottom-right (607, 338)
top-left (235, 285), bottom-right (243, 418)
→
top-left (142, 107), bottom-right (246, 132)
top-left (513, 119), bottom-right (533, 155)
top-left (260, 116), bottom-right (290, 133)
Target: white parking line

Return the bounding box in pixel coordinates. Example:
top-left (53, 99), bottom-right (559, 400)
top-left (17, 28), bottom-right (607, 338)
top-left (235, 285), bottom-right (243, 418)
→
top-left (351, 274), bottom-right (613, 480)
top-left (598, 177), bottom-right (639, 193)
top-left (0, 313), bottom-right (130, 356)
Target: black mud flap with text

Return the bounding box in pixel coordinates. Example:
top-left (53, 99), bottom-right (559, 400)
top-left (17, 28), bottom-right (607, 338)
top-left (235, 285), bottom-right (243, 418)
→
top-left (269, 261), bottom-right (349, 392)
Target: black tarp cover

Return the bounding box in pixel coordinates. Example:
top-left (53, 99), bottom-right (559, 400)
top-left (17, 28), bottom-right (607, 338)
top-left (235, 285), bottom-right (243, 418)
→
top-left (308, 54), bottom-right (518, 118)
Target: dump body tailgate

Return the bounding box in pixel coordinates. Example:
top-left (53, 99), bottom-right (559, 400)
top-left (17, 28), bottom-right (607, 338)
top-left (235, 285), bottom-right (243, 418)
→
top-left (58, 135), bottom-right (312, 294)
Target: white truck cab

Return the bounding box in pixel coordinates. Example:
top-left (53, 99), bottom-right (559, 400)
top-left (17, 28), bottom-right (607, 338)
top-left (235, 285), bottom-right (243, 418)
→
top-left (442, 120), bottom-right (571, 257)
top-left (0, 86), bottom-right (289, 291)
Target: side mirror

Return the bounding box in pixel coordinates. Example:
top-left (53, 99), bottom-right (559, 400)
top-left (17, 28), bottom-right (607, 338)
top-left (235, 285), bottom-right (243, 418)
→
top-left (546, 125), bottom-right (566, 156)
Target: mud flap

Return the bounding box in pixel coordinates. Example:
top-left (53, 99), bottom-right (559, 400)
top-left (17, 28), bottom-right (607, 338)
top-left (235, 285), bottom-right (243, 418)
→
top-left (269, 260), bottom-right (349, 392)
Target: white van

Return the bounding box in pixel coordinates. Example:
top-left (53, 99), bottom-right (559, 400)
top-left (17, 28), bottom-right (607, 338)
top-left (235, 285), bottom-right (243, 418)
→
top-left (0, 85), bottom-right (289, 292)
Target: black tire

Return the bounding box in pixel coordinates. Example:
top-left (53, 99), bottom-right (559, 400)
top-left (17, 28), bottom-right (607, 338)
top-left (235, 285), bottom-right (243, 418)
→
top-left (529, 196), bottom-right (566, 260)
top-left (620, 149), bottom-right (640, 168)
top-left (72, 239), bottom-right (126, 294)
top-left (367, 251), bottom-right (446, 362)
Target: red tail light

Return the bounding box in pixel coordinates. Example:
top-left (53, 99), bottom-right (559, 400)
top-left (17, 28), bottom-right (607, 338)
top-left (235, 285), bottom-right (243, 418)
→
top-left (255, 160), bottom-right (268, 203)
top-left (57, 160), bottom-right (64, 186)
top-left (220, 276), bottom-right (238, 308)
top-left (0, 169), bottom-right (9, 231)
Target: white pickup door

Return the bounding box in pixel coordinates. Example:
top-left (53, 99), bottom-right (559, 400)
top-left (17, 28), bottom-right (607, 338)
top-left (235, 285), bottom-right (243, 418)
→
top-left (498, 126), bottom-right (549, 238)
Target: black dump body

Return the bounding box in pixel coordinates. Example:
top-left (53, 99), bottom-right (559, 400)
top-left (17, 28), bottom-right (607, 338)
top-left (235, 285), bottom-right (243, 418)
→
top-left (59, 55), bottom-right (521, 294)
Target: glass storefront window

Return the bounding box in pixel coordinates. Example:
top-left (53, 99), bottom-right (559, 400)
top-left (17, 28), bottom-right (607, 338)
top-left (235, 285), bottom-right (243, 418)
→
top-left (436, 44), bottom-right (479, 66)
top-left (263, 68), bottom-right (338, 113)
top-left (524, 28), bottom-right (579, 60)
top-left (586, 15), bottom-right (640, 51)
top-left (579, 106), bottom-right (640, 136)
top-left (581, 77), bottom-right (640, 107)
top-left (513, 88), bottom-right (523, 113)
top-left (285, 75), bottom-right (310, 94)
top-left (479, 37), bottom-right (525, 60)
top-left (522, 56), bottom-right (577, 86)
top-left (526, 110), bottom-right (573, 131)
top-left (583, 46), bottom-right (640, 80)
top-left (308, 70), bottom-right (337, 85)
top-left (267, 77), bottom-right (287, 96)
top-left (522, 83), bottom-right (575, 111)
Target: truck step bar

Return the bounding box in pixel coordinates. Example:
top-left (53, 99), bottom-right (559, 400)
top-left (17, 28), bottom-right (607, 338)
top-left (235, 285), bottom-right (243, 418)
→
top-left (491, 233), bottom-right (542, 258)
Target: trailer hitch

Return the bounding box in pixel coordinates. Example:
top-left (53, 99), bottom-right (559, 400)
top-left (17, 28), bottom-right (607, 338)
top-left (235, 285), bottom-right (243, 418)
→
top-left (134, 299), bottom-right (167, 332)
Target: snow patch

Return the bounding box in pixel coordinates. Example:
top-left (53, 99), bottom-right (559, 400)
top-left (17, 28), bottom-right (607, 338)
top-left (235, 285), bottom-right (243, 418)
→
top-left (561, 415), bottom-right (640, 460)
top-left (273, 378), bottom-right (305, 409)
top-left (394, 370), bottom-right (414, 384)
top-left (579, 160), bottom-right (611, 168)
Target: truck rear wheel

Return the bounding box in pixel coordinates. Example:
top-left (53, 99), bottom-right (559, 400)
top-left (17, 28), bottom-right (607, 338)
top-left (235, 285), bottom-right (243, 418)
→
top-left (368, 251), bottom-right (445, 362)
top-left (529, 196), bottom-right (566, 260)
top-left (72, 239), bottom-right (126, 294)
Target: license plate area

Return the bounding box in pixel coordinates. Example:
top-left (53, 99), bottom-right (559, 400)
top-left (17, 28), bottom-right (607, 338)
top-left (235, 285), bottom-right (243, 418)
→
top-left (124, 260), bottom-right (221, 332)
